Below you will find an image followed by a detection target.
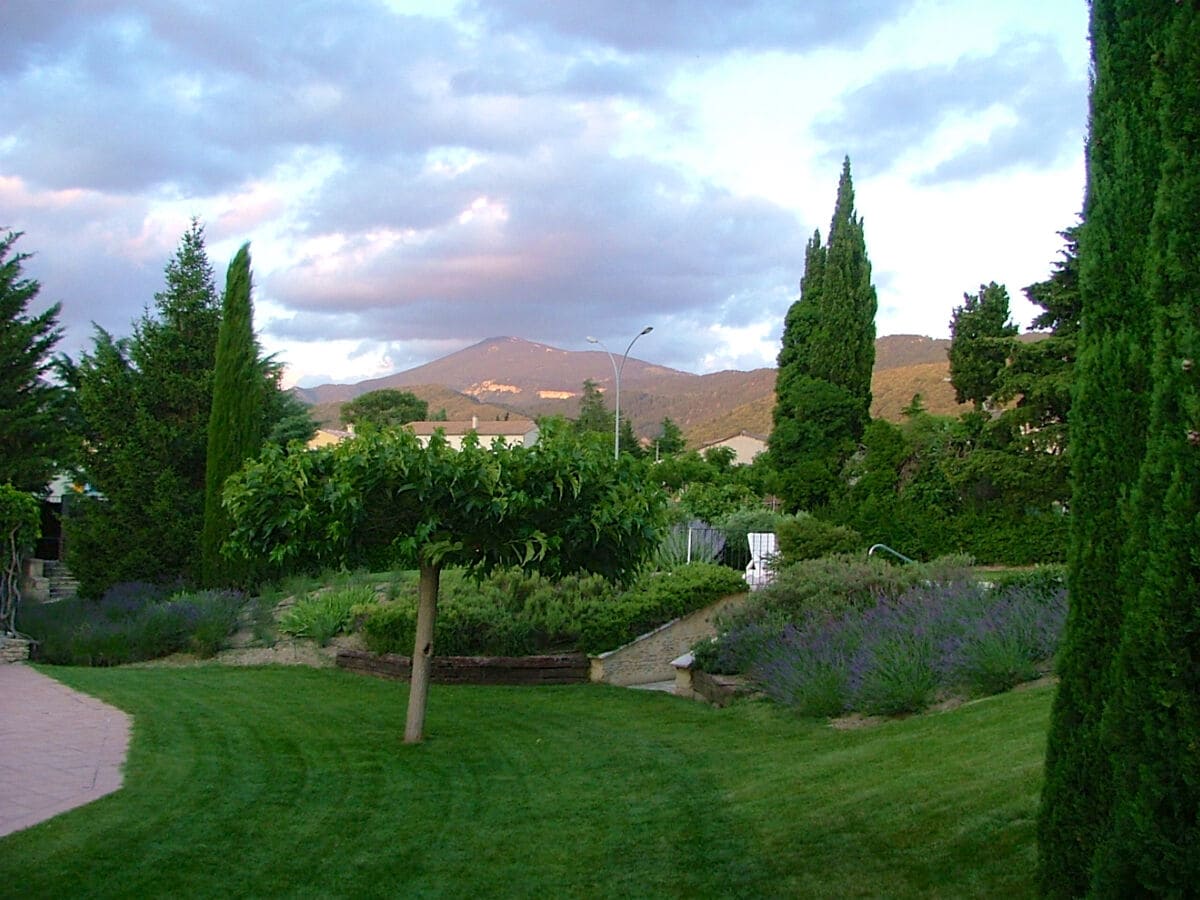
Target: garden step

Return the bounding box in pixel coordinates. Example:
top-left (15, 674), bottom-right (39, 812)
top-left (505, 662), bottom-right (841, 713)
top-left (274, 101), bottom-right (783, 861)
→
top-left (41, 561), bottom-right (79, 602)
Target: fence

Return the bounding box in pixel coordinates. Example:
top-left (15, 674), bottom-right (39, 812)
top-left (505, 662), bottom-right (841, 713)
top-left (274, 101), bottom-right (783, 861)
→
top-left (659, 522), bottom-right (753, 572)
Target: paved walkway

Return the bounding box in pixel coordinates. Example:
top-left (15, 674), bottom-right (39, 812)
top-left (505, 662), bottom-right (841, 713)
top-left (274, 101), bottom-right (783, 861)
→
top-left (0, 663), bottom-right (131, 838)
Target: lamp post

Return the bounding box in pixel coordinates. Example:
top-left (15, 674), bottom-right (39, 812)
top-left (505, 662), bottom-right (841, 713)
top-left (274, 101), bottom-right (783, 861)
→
top-left (587, 326), bottom-right (653, 460)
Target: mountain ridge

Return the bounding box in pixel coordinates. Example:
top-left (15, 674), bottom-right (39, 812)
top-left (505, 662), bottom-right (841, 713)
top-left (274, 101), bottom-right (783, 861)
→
top-left (298, 334), bottom-right (973, 443)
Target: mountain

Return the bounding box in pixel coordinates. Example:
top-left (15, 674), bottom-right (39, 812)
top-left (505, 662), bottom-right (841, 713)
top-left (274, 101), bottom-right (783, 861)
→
top-left (297, 335), bottom-right (973, 445)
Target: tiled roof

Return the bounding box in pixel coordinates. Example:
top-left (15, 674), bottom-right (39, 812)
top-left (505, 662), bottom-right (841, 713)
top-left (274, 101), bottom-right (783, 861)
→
top-left (406, 419), bottom-right (538, 436)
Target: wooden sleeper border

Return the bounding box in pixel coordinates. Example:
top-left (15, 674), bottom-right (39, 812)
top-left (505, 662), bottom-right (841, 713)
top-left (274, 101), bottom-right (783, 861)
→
top-left (336, 648), bottom-right (590, 685)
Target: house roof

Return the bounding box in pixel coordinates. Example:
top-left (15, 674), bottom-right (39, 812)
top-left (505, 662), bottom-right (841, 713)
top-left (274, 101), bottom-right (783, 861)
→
top-left (406, 418), bottom-right (538, 437)
top-left (698, 430), bottom-right (768, 448)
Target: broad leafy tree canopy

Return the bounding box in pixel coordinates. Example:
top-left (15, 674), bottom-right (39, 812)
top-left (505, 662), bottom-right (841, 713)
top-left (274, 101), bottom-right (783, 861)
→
top-left (224, 422), bottom-right (668, 585)
top-left (340, 389), bottom-right (428, 430)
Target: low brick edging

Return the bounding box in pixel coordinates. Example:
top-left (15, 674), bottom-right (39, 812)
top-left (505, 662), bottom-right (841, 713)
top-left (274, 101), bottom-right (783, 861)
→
top-left (335, 648), bottom-right (589, 685)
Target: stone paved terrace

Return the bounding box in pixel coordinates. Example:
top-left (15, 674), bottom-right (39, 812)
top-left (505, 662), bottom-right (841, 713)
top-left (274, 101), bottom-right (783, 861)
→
top-left (0, 663), bottom-right (130, 838)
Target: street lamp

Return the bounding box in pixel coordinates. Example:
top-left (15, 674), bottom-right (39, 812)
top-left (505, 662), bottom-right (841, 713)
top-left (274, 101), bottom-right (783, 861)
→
top-left (587, 326), bottom-right (653, 460)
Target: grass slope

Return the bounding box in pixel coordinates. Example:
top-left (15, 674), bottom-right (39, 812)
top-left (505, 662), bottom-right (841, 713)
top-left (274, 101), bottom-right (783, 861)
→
top-left (1, 667), bottom-right (1050, 898)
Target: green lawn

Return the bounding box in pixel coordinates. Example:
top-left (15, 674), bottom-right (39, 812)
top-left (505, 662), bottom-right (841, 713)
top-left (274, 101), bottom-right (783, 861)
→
top-left (2, 666), bottom-right (1051, 898)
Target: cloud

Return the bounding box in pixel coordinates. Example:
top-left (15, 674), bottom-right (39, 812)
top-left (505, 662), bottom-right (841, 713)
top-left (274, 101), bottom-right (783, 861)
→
top-left (466, 0), bottom-right (914, 54)
top-left (263, 143), bottom-right (805, 354)
top-left (816, 37), bottom-right (1086, 182)
top-left (1, 0), bottom-right (1089, 384)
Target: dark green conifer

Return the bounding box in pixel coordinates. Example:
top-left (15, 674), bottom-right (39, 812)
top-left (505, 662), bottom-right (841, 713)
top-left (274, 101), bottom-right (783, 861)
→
top-left (1089, 5), bottom-right (1200, 893)
top-left (1036, 2), bottom-right (1176, 895)
top-left (947, 282), bottom-right (1017, 410)
top-left (770, 158), bottom-right (876, 511)
top-left (0, 231), bottom-right (70, 493)
top-left (201, 244), bottom-right (265, 586)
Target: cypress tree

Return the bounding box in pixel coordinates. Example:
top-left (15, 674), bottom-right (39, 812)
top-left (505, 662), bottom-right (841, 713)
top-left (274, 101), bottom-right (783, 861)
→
top-left (805, 157), bottom-right (877, 429)
top-left (1089, 6), bottom-right (1200, 893)
top-left (777, 228), bottom-right (824, 379)
top-left (201, 244), bottom-right (265, 587)
top-left (1036, 2), bottom-right (1174, 895)
top-left (770, 157), bottom-right (876, 511)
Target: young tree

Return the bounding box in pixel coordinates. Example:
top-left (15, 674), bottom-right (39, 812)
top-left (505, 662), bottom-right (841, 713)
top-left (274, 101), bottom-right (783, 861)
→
top-left (618, 417), bottom-right (644, 459)
top-left (947, 282), bottom-right (1018, 410)
top-left (655, 417), bottom-right (686, 457)
top-left (223, 424), bottom-right (668, 743)
top-left (1037, 3), bottom-right (1177, 895)
top-left (201, 244), bottom-right (266, 587)
top-left (770, 158), bottom-right (877, 511)
top-left (340, 389), bottom-right (428, 430)
top-left (0, 231), bottom-right (71, 493)
top-left (575, 378), bottom-right (614, 435)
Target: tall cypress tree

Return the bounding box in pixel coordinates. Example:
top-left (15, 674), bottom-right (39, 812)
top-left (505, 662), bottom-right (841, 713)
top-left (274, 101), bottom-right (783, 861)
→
top-left (1036, 2), bottom-right (1175, 895)
top-left (770, 157), bottom-right (876, 511)
top-left (1089, 6), bottom-right (1199, 893)
top-left (805, 157), bottom-right (877, 428)
top-left (201, 244), bottom-right (265, 587)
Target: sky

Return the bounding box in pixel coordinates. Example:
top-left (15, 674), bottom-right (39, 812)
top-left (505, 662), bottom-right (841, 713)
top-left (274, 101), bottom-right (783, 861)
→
top-left (2, 0), bottom-right (1090, 388)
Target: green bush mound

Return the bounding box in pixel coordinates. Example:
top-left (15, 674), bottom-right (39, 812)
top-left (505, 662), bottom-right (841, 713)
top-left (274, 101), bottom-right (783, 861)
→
top-left (359, 563), bottom-right (747, 657)
top-left (775, 515), bottom-right (863, 564)
top-left (747, 553), bottom-right (975, 622)
top-left (576, 563), bottom-right (747, 653)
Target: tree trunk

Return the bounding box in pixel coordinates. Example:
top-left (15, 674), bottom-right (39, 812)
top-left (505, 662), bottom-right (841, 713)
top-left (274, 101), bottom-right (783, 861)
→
top-left (403, 562), bottom-right (441, 743)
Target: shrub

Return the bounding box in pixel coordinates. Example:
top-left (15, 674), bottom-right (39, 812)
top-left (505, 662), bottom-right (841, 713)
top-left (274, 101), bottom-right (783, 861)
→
top-left (853, 632), bottom-right (940, 716)
top-left (744, 553), bottom-right (975, 624)
top-left (776, 515), bottom-right (863, 564)
top-left (706, 574), bottom-right (1067, 718)
top-left (359, 602), bottom-right (415, 656)
top-left (943, 584), bottom-right (1066, 696)
top-left (359, 563), bottom-right (746, 657)
top-left (749, 619), bottom-right (853, 716)
top-left (571, 562), bottom-right (748, 653)
top-left (984, 564), bottom-right (1067, 599)
top-left (24, 588), bottom-right (245, 665)
top-left (279, 585), bottom-right (376, 646)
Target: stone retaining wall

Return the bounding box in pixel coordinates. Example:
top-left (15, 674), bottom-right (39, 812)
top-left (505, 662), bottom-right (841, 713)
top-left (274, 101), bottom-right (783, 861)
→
top-left (1, 638), bottom-right (32, 664)
top-left (588, 592), bottom-right (748, 686)
top-left (336, 649), bottom-right (589, 685)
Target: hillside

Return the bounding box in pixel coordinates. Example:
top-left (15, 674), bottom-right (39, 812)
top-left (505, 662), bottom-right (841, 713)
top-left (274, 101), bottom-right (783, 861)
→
top-left (297, 334), bottom-right (974, 444)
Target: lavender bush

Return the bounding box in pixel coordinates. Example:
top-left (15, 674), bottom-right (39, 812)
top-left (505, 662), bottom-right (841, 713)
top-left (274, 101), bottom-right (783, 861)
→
top-left (725, 577), bottom-right (1067, 718)
top-left (23, 587), bottom-right (245, 665)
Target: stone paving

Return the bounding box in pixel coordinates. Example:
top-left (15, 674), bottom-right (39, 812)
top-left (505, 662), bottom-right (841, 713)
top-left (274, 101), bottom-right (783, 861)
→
top-left (0, 663), bottom-right (130, 838)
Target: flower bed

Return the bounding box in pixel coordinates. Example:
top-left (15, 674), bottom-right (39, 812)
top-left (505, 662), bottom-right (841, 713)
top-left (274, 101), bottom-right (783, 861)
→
top-left (696, 569), bottom-right (1066, 717)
